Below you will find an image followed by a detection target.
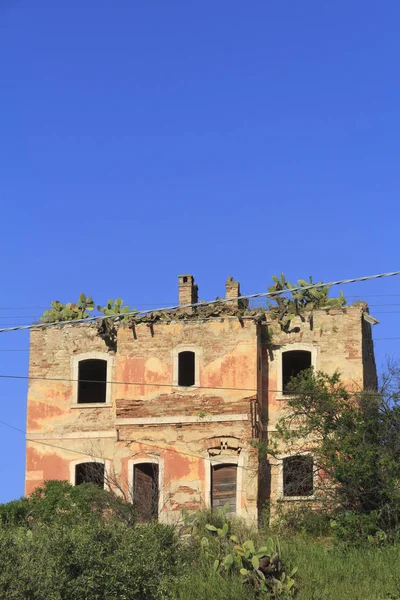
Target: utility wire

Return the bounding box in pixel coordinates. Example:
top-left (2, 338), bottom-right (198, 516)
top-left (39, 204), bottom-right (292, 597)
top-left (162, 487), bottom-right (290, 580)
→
top-left (0, 412), bottom-right (345, 474)
top-left (0, 418), bottom-right (265, 474)
top-left (1, 270), bottom-right (400, 334)
top-left (0, 372), bottom-right (380, 397)
top-left (1, 294), bottom-right (400, 311)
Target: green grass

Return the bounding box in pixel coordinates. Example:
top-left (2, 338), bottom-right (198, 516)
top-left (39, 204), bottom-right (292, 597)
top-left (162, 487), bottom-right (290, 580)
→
top-left (177, 510), bottom-right (400, 600)
top-left (171, 568), bottom-right (257, 600)
top-left (281, 538), bottom-right (400, 600)
top-left (175, 539), bottom-right (400, 600)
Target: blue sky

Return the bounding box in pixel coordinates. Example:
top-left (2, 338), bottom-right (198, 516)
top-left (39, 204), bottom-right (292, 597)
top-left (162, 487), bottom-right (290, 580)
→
top-left (0, 1), bottom-right (399, 502)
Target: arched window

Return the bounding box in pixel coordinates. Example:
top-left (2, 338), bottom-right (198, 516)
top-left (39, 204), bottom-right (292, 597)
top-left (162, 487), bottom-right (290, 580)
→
top-left (178, 351), bottom-right (195, 387)
top-left (75, 462), bottom-right (105, 487)
top-left (283, 455), bottom-right (314, 497)
top-left (282, 350), bottom-right (312, 393)
top-left (78, 359), bottom-right (107, 404)
top-left (133, 463), bottom-right (159, 522)
top-left (211, 463), bottom-right (237, 515)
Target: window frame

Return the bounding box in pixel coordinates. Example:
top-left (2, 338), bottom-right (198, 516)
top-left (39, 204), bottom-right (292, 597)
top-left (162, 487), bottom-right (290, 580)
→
top-left (69, 457), bottom-right (110, 490)
top-left (275, 343), bottom-right (318, 400)
top-left (177, 350), bottom-right (196, 387)
top-left (172, 345), bottom-right (202, 389)
top-left (71, 352), bottom-right (114, 408)
top-left (276, 452), bottom-right (318, 501)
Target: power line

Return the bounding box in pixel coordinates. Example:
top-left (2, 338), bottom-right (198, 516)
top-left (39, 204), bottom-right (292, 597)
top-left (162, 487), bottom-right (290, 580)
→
top-left (0, 418), bottom-right (264, 474)
top-left (0, 294), bottom-right (400, 311)
top-left (1, 270), bottom-right (400, 334)
top-left (0, 332), bottom-right (396, 353)
top-left (0, 372), bottom-right (378, 397)
top-left (0, 372), bottom-right (295, 394)
top-left (0, 301), bottom-right (398, 319)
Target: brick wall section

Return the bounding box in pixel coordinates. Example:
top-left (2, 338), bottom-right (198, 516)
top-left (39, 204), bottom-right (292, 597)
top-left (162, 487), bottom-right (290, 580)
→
top-left (178, 275), bottom-right (198, 305)
top-left (26, 317), bottom-right (260, 521)
top-left (25, 302), bottom-right (377, 522)
top-left (27, 324), bottom-right (115, 434)
top-left (265, 304), bottom-right (372, 430)
top-left (115, 320), bottom-right (258, 408)
top-left (263, 303), bottom-right (378, 508)
top-left (116, 394), bottom-right (254, 418)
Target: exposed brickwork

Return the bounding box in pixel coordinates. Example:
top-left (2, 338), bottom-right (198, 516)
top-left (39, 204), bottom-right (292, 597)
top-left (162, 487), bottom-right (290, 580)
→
top-left (178, 274), bottom-right (198, 306)
top-left (25, 276), bottom-right (377, 524)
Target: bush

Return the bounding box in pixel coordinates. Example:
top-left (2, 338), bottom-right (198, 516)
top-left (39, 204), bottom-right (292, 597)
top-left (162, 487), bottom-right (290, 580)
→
top-left (0, 484), bottom-right (297, 599)
top-left (0, 521), bottom-right (180, 599)
top-left (272, 506), bottom-right (331, 539)
top-left (0, 480), bottom-right (136, 528)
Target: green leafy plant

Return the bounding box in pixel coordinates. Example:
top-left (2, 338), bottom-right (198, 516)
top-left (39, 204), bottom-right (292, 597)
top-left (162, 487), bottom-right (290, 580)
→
top-left (267, 274), bottom-right (346, 332)
top-left (97, 298), bottom-right (134, 319)
top-left (185, 504), bottom-right (297, 598)
top-left (96, 298), bottom-right (136, 350)
top-left (273, 363), bottom-right (400, 543)
top-left (40, 294), bottom-right (95, 323)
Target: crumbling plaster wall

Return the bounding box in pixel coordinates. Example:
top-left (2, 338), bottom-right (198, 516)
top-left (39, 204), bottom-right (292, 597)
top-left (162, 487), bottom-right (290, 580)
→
top-left (26, 318), bottom-right (260, 522)
top-left (263, 304), bottom-right (377, 507)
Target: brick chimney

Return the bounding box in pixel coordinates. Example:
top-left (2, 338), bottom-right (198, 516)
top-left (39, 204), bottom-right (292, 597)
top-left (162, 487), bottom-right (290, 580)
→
top-left (178, 274), bottom-right (198, 307)
top-left (225, 276), bottom-right (248, 309)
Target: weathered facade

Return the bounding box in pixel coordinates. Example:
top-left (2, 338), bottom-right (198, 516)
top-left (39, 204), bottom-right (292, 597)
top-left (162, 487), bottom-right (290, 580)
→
top-left (25, 275), bottom-right (377, 523)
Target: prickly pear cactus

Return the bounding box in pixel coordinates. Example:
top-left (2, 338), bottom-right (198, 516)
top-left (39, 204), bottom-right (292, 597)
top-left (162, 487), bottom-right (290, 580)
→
top-left (267, 273), bottom-right (346, 332)
top-left (97, 298), bottom-right (134, 318)
top-left (40, 301), bottom-right (66, 323)
top-left (40, 294), bottom-right (95, 323)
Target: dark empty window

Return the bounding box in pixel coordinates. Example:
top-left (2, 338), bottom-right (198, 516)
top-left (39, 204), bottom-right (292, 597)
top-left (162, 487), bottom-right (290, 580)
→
top-left (75, 462), bottom-right (105, 487)
top-left (211, 464), bottom-right (237, 515)
top-left (133, 463), bottom-right (159, 522)
top-left (78, 359), bottom-right (107, 404)
top-left (283, 455), bottom-right (314, 497)
top-left (178, 351), bottom-right (195, 387)
top-left (282, 350), bottom-right (312, 393)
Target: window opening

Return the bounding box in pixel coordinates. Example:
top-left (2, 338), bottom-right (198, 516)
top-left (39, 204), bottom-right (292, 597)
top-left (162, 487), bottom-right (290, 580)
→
top-left (283, 455), bottom-right (314, 497)
top-left (178, 351), bottom-right (195, 387)
top-left (78, 359), bottom-right (107, 403)
top-left (75, 462), bottom-right (105, 487)
top-left (282, 350), bottom-right (311, 393)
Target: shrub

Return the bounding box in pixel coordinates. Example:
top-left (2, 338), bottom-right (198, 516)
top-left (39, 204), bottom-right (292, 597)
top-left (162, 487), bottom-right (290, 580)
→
top-left (0, 521), bottom-right (180, 600)
top-left (0, 480), bottom-right (136, 528)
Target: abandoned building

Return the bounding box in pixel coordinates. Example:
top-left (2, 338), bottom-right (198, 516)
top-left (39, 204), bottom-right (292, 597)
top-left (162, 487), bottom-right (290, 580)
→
top-left (25, 274), bottom-right (377, 523)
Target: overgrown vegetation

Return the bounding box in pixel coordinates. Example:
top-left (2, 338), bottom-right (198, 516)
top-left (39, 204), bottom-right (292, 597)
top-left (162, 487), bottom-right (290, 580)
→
top-left (271, 363), bottom-right (400, 542)
top-left (267, 274), bottom-right (346, 331)
top-left (182, 505), bottom-right (297, 598)
top-left (2, 479), bottom-right (400, 598)
top-left (40, 294), bottom-right (133, 323)
top-left (39, 274), bottom-right (348, 330)
top-left (0, 481), bottom-right (294, 599)
top-left (40, 293), bottom-right (95, 322)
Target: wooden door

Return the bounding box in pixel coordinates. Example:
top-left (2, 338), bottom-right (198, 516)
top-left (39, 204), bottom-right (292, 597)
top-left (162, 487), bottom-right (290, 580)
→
top-left (133, 463), bottom-right (159, 521)
top-left (211, 464), bottom-right (237, 515)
